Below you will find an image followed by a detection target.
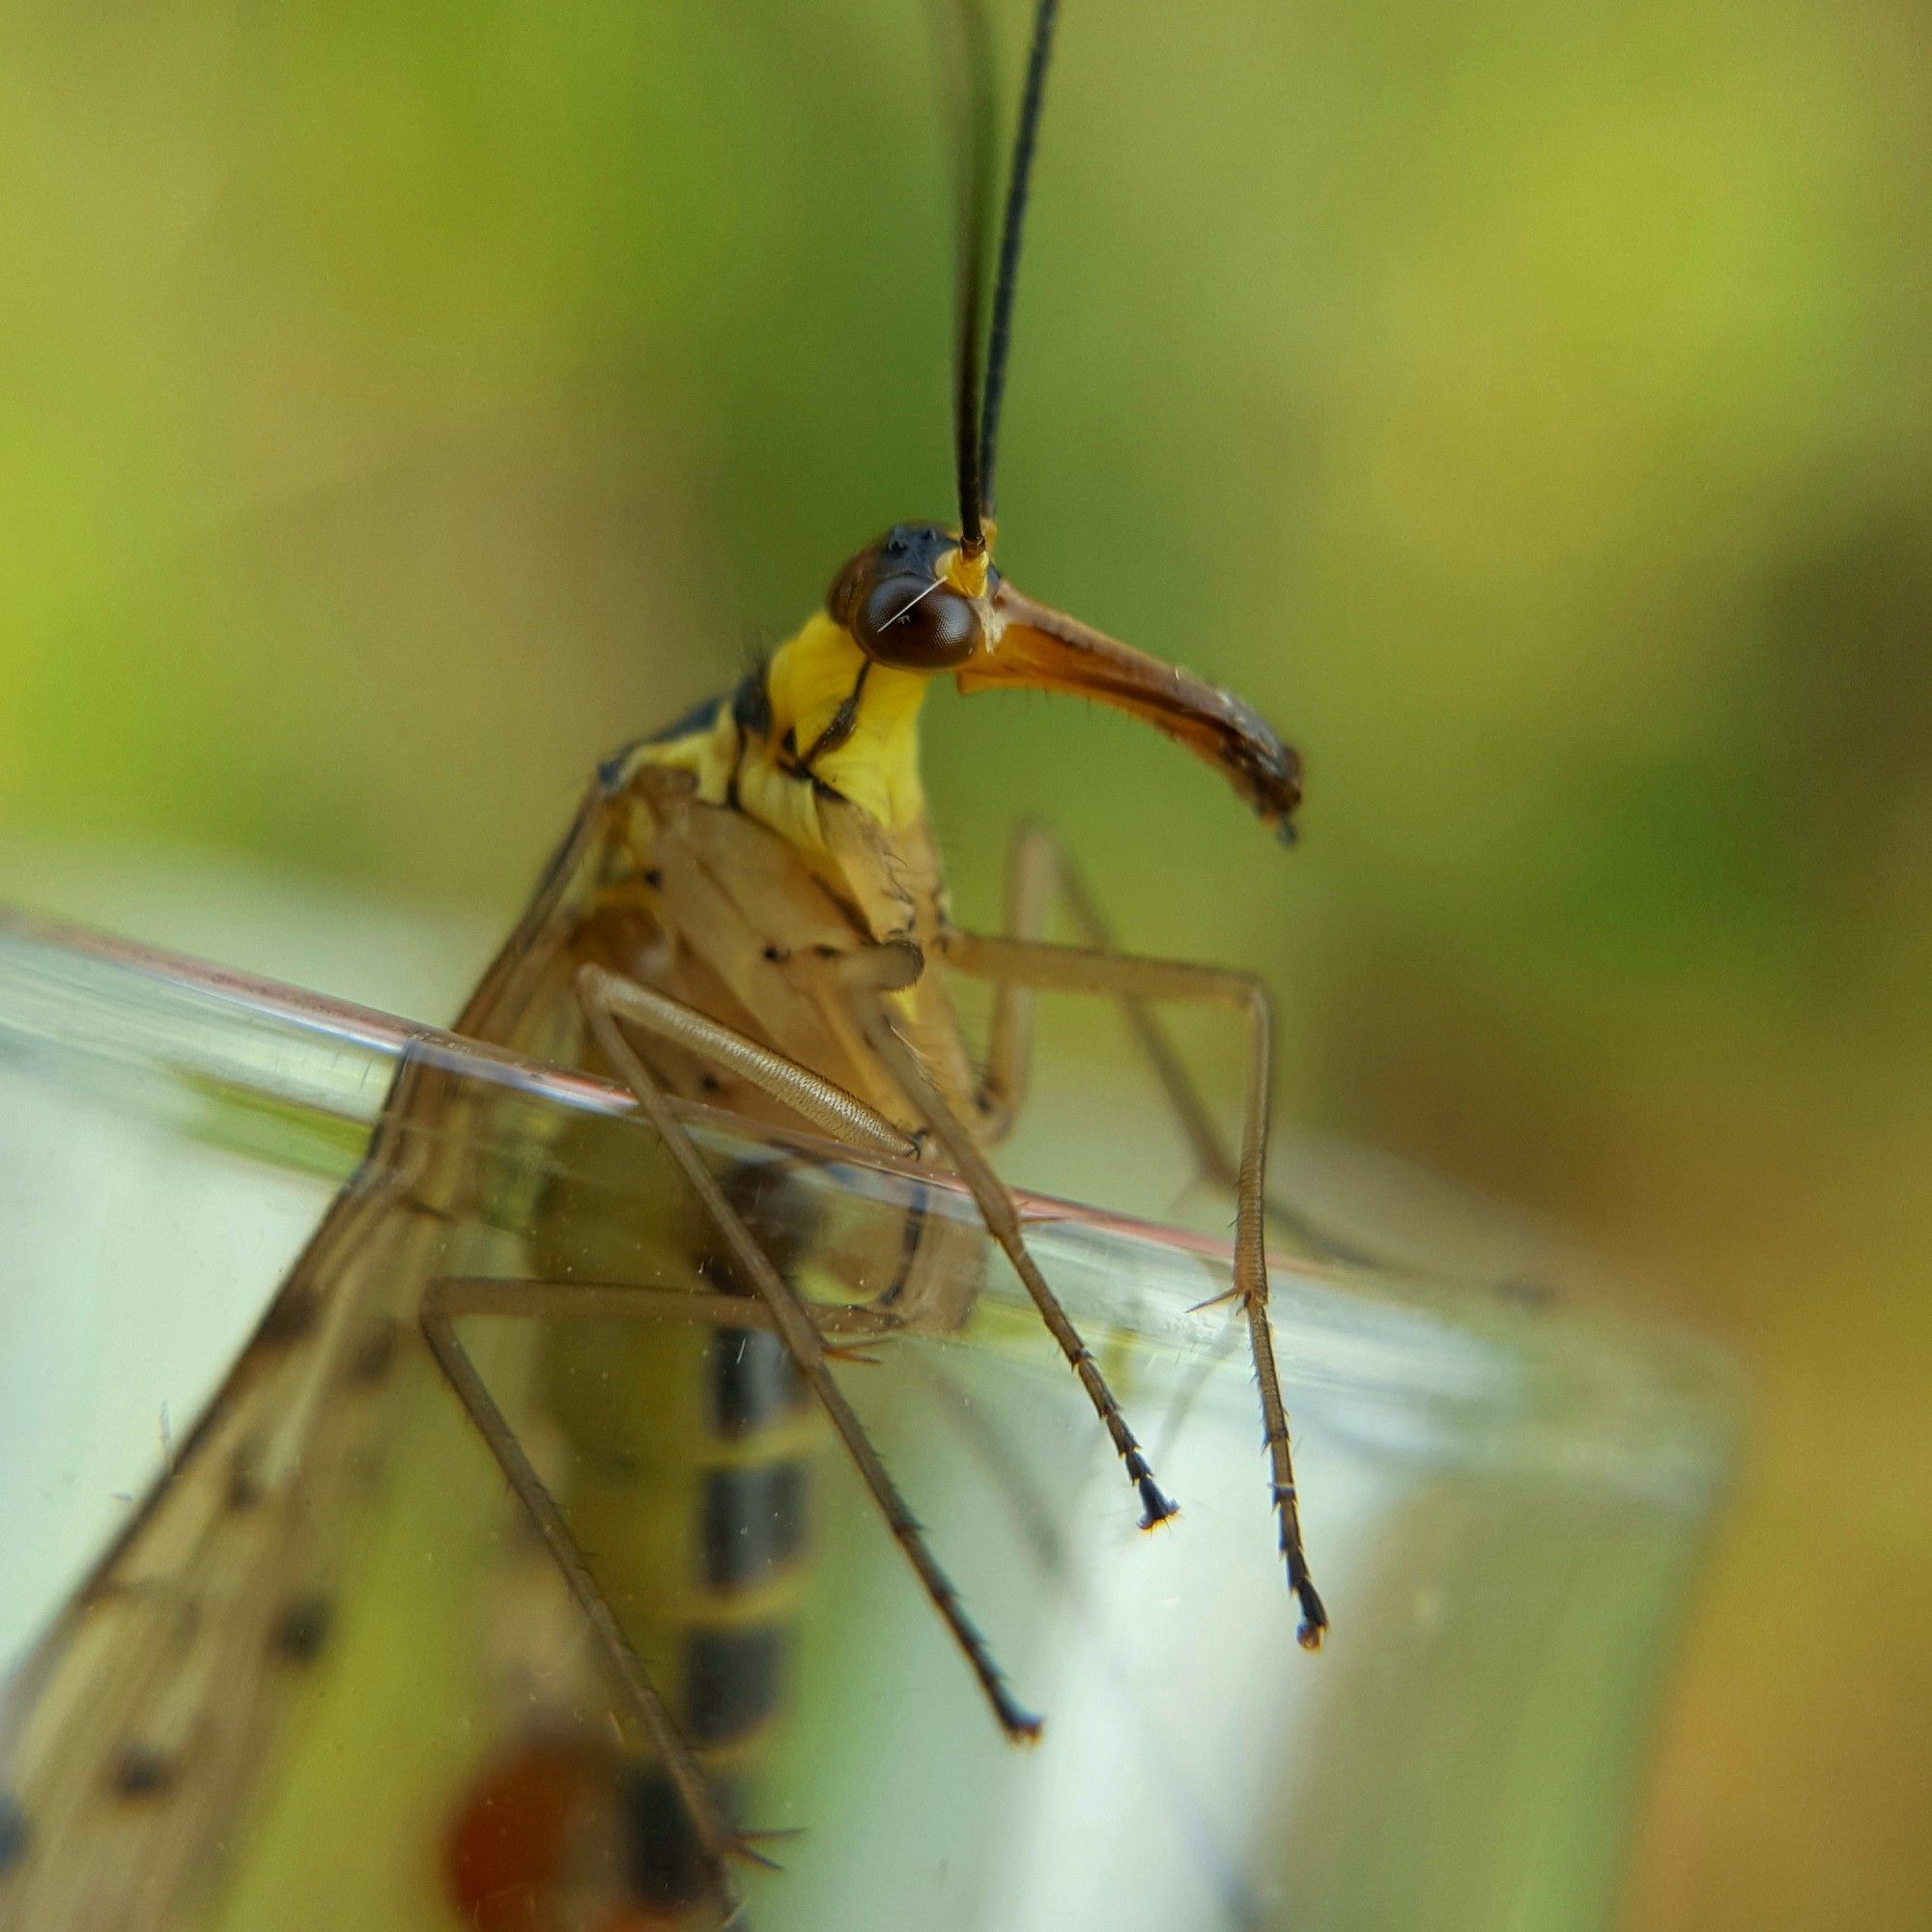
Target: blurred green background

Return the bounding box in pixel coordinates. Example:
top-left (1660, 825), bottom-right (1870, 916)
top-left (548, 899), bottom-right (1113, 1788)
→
top-left (1, 1), bottom-right (1925, 1925)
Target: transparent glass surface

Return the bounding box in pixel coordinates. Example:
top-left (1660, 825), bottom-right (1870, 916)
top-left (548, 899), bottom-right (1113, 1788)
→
top-left (0, 909), bottom-right (1741, 1932)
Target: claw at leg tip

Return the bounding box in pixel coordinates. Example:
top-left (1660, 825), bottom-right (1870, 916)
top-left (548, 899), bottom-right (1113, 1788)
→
top-left (1001, 1703), bottom-right (1045, 1746)
top-left (1137, 1480), bottom-right (1179, 1531)
top-left (1294, 1580), bottom-right (1329, 1651)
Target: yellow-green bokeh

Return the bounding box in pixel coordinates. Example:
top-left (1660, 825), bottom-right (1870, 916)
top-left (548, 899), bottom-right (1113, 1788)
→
top-left (2, 2), bottom-right (1926, 1926)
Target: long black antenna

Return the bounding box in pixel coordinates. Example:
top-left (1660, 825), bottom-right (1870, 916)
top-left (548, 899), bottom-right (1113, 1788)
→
top-left (932, 0), bottom-right (999, 554)
top-left (978, 0), bottom-right (1060, 523)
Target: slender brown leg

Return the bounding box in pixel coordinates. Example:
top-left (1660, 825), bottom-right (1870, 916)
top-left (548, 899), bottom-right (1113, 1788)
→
top-left (972, 819), bottom-right (1375, 1267)
top-left (576, 965), bottom-right (1041, 1743)
top-left (941, 930), bottom-right (1326, 1648)
top-left (586, 970), bottom-right (915, 1159)
top-left (422, 1271), bottom-right (892, 1923)
top-left (828, 944), bottom-right (1179, 1536)
top-left (419, 1284), bottom-right (755, 1916)
top-left (427, 1273), bottom-right (888, 1341)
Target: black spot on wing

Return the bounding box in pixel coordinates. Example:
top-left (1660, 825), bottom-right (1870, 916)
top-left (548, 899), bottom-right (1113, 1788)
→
top-left (270, 1598), bottom-right (332, 1665)
top-left (700, 1461), bottom-right (807, 1591)
top-left (225, 1457), bottom-right (266, 1513)
top-left (111, 1747), bottom-right (177, 1801)
top-left (256, 1285), bottom-right (321, 1350)
top-left (344, 1319), bottom-right (400, 1388)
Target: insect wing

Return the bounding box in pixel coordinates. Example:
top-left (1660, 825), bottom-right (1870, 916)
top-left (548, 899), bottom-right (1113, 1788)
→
top-left (0, 1170), bottom-right (435, 1930)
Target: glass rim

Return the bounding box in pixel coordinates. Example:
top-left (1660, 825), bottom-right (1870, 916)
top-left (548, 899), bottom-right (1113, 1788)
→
top-left (0, 900), bottom-right (1275, 1270)
top-left (0, 899), bottom-right (1747, 1499)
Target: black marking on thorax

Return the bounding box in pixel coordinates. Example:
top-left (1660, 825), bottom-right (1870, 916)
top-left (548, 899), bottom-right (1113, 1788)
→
top-left (765, 739), bottom-right (849, 807)
top-left (639, 691), bottom-right (725, 753)
top-left (730, 660), bottom-right (773, 739)
top-left (794, 661), bottom-right (869, 773)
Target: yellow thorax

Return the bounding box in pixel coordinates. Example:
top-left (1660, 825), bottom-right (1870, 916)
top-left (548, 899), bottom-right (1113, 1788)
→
top-left (642, 612), bottom-right (934, 864)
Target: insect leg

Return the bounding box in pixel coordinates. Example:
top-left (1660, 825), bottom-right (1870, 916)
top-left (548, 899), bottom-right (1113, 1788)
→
top-left (827, 942), bottom-right (1180, 1537)
top-left (937, 930), bottom-right (1327, 1648)
top-left (418, 1281), bottom-right (758, 1913)
top-left (575, 966), bottom-right (1041, 1744)
top-left (426, 1273), bottom-right (887, 1339)
top-left (967, 819), bottom-right (1375, 1266)
top-left (583, 970), bottom-right (917, 1160)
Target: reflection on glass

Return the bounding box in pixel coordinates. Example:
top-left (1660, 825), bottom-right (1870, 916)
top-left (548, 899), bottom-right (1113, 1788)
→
top-left (0, 914), bottom-right (1738, 1931)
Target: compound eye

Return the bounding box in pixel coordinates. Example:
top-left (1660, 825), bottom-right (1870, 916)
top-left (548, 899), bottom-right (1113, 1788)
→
top-left (854, 575), bottom-right (980, 669)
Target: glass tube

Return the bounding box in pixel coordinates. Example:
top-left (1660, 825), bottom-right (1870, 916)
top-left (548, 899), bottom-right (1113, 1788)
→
top-left (0, 909), bottom-right (1739, 1932)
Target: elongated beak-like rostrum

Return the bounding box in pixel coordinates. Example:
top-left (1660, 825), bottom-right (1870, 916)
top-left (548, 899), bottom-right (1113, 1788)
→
top-left (960, 582), bottom-right (1304, 840)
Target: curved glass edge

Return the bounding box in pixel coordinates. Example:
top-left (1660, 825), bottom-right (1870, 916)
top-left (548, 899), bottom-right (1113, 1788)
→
top-left (0, 905), bottom-right (1745, 1506)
